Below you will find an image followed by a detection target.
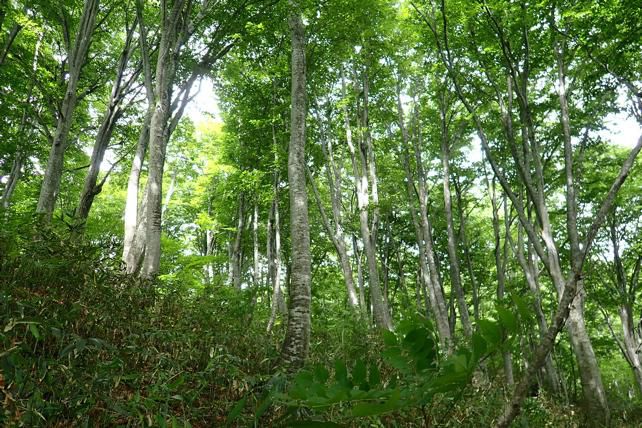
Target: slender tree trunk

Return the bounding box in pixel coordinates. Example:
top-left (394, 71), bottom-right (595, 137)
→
top-left (513, 215), bottom-right (562, 395)
top-left (454, 177), bottom-right (479, 321)
top-left (439, 98), bottom-right (472, 337)
top-left (1, 150), bottom-right (21, 209)
top-left (401, 147), bottom-right (451, 347)
top-left (555, 38), bottom-right (609, 422)
top-left (253, 203), bottom-right (260, 286)
top-left (610, 221), bottom-right (642, 394)
top-left (352, 235), bottom-right (368, 317)
top-left (0, 22), bottom-right (20, 66)
top-left (413, 117), bottom-right (449, 338)
top-left (308, 167), bottom-right (359, 309)
top-left (501, 194), bottom-right (514, 385)
top-left (74, 109), bottom-right (121, 227)
top-left (230, 193), bottom-right (246, 289)
top-left (342, 71), bottom-right (391, 330)
top-left (620, 304), bottom-right (642, 395)
top-left (123, 112), bottom-right (151, 268)
top-left (36, 0), bottom-right (100, 221)
top-left (161, 169), bottom-right (177, 217)
top-left (319, 120), bottom-right (359, 309)
top-left (280, 4), bottom-right (312, 370)
top-left (75, 22), bottom-right (136, 231)
top-left (267, 189), bottom-right (286, 332)
top-left (204, 202), bottom-right (215, 285)
top-left (487, 176), bottom-right (514, 385)
top-left (396, 87), bottom-right (451, 345)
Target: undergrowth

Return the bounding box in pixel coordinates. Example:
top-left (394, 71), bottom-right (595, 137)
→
top-left (0, 224), bottom-right (279, 427)
top-left (0, 223), bottom-right (639, 427)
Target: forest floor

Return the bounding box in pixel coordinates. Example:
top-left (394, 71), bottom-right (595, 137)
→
top-left (1, 232), bottom-right (641, 427)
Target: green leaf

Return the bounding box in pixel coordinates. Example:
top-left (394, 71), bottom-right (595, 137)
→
top-left (350, 389), bottom-right (401, 417)
top-left (313, 364), bottom-right (329, 384)
top-left (382, 330), bottom-right (397, 347)
top-left (334, 360), bottom-right (349, 387)
top-left (471, 331), bottom-right (487, 361)
top-left (352, 359), bottom-right (367, 386)
top-left (225, 396), bottom-right (247, 426)
top-left (496, 305), bottom-right (518, 333)
top-left (477, 319), bottom-right (501, 346)
top-left (368, 363), bottom-right (381, 387)
top-left (28, 323), bottom-right (41, 340)
top-left (254, 394), bottom-right (273, 422)
top-left (382, 347), bottom-right (409, 371)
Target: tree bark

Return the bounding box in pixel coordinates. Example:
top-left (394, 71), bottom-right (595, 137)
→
top-left (75, 21), bottom-right (136, 230)
top-left (555, 37), bottom-right (608, 421)
top-left (252, 203), bottom-right (260, 287)
top-left (267, 187), bottom-right (286, 332)
top-left (412, 110), bottom-right (449, 338)
top-left (140, 0), bottom-right (187, 278)
top-left (610, 221), bottom-right (642, 394)
top-left (439, 94), bottom-right (472, 337)
top-left (453, 177), bottom-right (479, 321)
top-left (280, 3), bottom-right (311, 370)
top-left (318, 116), bottom-right (360, 309)
top-left (396, 89), bottom-right (451, 347)
top-left (230, 193), bottom-right (246, 289)
top-left (123, 112), bottom-right (151, 269)
top-left (342, 70), bottom-right (392, 330)
top-left (36, 0), bottom-right (100, 221)
top-left (488, 179), bottom-right (514, 385)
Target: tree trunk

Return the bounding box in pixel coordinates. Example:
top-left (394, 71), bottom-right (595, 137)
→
top-left (555, 38), bottom-right (609, 423)
top-left (513, 215), bottom-right (562, 395)
top-left (1, 33), bottom-right (41, 210)
top-left (280, 3), bottom-right (311, 371)
top-left (610, 221), bottom-right (642, 394)
top-left (413, 118), bottom-right (449, 338)
top-left (352, 236), bottom-right (368, 316)
top-left (36, 0), bottom-right (100, 221)
top-left (75, 21), bottom-right (136, 231)
top-left (161, 169), bottom-right (177, 217)
top-left (1, 150), bottom-right (21, 209)
top-left (319, 120), bottom-right (359, 309)
top-left (125, 181), bottom-right (149, 274)
top-left (620, 304), bottom-right (642, 395)
top-left (439, 97), bottom-right (472, 337)
top-left (123, 111), bottom-right (151, 269)
top-left (0, 22), bottom-right (20, 66)
top-left (396, 86), bottom-right (451, 345)
top-left (401, 147), bottom-right (451, 347)
top-left (252, 203), bottom-right (260, 286)
top-left (454, 177), bottom-right (479, 321)
top-left (267, 189), bottom-right (286, 332)
top-left (140, 0), bottom-right (189, 278)
top-left (342, 70), bottom-right (391, 330)
top-left (231, 193), bottom-right (245, 289)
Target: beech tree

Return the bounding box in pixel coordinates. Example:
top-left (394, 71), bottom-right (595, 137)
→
top-left (2, 0), bottom-right (642, 425)
top-left (280, 0), bottom-right (311, 370)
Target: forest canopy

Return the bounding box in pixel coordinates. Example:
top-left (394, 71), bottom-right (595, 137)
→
top-left (1, 0), bottom-right (642, 426)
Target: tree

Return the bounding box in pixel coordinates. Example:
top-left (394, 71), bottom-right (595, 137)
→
top-left (280, 0), bottom-right (311, 370)
top-left (36, 0), bottom-right (100, 221)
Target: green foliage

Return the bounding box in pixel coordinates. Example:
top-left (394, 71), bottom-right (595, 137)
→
top-left (244, 314), bottom-right (520, 426)
top-left (0, 230), bottom-right (280, 426)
